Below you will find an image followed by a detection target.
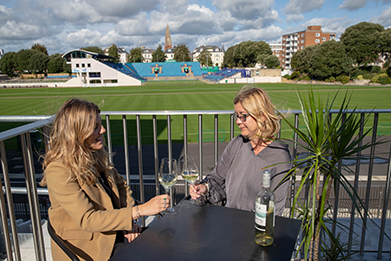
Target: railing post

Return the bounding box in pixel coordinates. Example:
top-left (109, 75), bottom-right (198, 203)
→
top-left (105, 115), bottom-right (113, 164)
top-left (183, 115), bottom-right (189, 196)
top-left (0, 141), bottom-right (19, 261)
top-left (21, 133), bottom-right (46, 261)
top-left (122, 115), bottom-right (130, 186)
top-left (167, 115), bottom-right (173, 207)
top-left (153, 115), bottom-right (159, 197)
top-left (198, 114), bottom-right (203, 180)
top-left (360, 112), bottom-right (379, 256)
top-left (214, 114), bottom-right (218, 166)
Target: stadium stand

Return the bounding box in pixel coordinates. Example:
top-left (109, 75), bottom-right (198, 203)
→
top-left (203, 68), bottom-right (251, 82)
top-left (104, 62), bottom-right (146, 82)
top-left (129, 62), bottom-right (203, 78)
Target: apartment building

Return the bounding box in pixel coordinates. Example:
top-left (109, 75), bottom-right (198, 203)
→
top-left (269, 42), bottom-right (283, 67)
top-left (281, 25), bottom-right (336, 69)
top-left (192, 45), bottom-right (225, 67)
top-left (141, 47), bottom-right (155, 63)
top-left (104, 45), bottom-right (128, 63)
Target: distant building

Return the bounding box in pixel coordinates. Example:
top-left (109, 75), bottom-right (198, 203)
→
top-left (269, 42), bottom-right (283, 67)
top-left (103, 45), bottom-right (128, 63)
top-left (165, 24), bottom-right (172, 51)
top-left (165, 47), bottom-right (175, 61)
top-left (281, 25), bottom-right (336, 69)
top-left (192, 45), bottom-right (225, 67)
top-left (0, 49), bottom-right (4, 59)
top-left (141, 47), bottom-right (155, 63)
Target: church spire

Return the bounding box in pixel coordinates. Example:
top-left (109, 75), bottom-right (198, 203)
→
top-left (164, 24), bottom-right (172, 51)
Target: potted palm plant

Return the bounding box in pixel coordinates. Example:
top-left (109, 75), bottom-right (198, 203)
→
top-left (279, 87), bottom-right (385, 261)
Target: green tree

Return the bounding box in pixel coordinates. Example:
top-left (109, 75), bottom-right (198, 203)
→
top-left (0, 52), bottom-right (17, 76)
top-left (173, 44), bottom-right (191, 62)
top-left (47, 53), bottom-right (65, 73)
top-left (379, 28), bottom-right (391, 63)
top-left (264, 55), bottom-right (280, 68)
top-left (291, 45), bottom-right (319, 74)
top-left (309, 40), bottom-right (351, 80)
top-left (31, 43), bottom-right (48, 55)
top-left (222, 46), bottom-right (235, 68)
top-left (341, 22), bottom-right (384, 65)
top-left (108, 44), bottom-right (119, 63)
top-left (16, 49), bottom-right (36, 73)
top-left (28, 51), bottom-right (49, 73)
top-left (81, 46), bottom-right (105, 55)
top-left (222, 41), bottom-right (271, 67)
top-left (128, 47), bottom-right (143, 63)
top-left (197, 49), bottom-right (213, 67)
top-left (152, 45), bottom-right (166, 62)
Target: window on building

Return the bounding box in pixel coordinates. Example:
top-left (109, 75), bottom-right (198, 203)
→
top-left (322, 37), bottom-right (326, 41)
top-left (89, 72), bottom-right (101, 78)
top-left (301, 40), bottom-right (304, 43)
top-left (315, 39), bottom-right (320, 43)
top-left (87, 63), bottom-right (91, 67)
top-left (316, 33), bottom-right (320, 37)
top-left (301, 33), bottom-right (304, 37)
top-left (76, 64), bottom-right (79, 68)
top-left (82, 64), bottom-right (85, 68)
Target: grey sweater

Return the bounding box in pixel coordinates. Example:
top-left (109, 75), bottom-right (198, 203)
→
top-left (203, 135), bottom-right (292, 216)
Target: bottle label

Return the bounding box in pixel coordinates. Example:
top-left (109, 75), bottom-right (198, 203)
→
top-left (255, 202), bottom-right (267, 227)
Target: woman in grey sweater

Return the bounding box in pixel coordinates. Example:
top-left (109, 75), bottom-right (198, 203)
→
top-left (190, 87), bottom-right (291, 216)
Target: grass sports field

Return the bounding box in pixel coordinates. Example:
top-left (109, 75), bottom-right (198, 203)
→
top-left (1, 82), bottom-right (390, 145)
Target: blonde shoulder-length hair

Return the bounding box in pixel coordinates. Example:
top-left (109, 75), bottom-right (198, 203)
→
top-left (233, 86), bottom-right (281, 145)
top-left (40, 98), bottom-right (112, 186)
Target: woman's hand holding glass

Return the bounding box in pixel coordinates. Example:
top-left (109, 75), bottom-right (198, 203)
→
top-left (180, 155), bottom-right (205, 205)
top-left (158, 158), bottom-right (178, 214)
top-left (189, 183), bottom-right (208, 201)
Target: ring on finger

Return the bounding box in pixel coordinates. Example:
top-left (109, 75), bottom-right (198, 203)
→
top-left (164, 203), bottom-right (166, 208)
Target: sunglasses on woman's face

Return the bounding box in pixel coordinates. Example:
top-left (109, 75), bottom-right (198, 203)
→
top-left (234, 113), bottom-right (250, 122)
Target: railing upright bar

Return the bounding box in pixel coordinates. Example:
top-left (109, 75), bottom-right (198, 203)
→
top-left (290, 113), bottom-right (299, 213)
top-left (21, 133), bottom-right (45, 261)
top-left (136, 115), bottom-right (146, 227)
top-left (230, 114), bottom-right (234, 141)
top-left (153, 116), bottom-right (159, 197)
top-left (348, 113), bottom-right (365, 255)
top-left (360, 113), bottom-right (379, 256)
top-left (122, 115), bottom-right (130, 185)
top-left (378, 142), bottom-right (391, 259)
top-left (167, 115), bottom-right (173, 207)
top-left (0, 141), bottom-right (18, 261)
top-left (105, 115), bottom-right (113, 164)
top-left (198, 114), bottom-right (203, 180)
top-left (332, 113), bottom-right (346, 235)
top-left (214, 114), bottom-right (218, 166)
top-left (183, 115), bottom-right (189, 196)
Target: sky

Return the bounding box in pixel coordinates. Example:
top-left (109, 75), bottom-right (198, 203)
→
top-left (0, 0), bottom-right (390, 56)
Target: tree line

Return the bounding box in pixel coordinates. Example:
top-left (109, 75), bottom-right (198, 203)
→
top-left (290, 22), bottom-right (391, 82)
top-left (1, 21), bottom-right (389, 79)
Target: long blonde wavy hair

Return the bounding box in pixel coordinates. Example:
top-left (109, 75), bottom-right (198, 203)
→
top-left (233, 86), bottom-right (281, 147)
top-left (40, 98), bottom-right (112, 186)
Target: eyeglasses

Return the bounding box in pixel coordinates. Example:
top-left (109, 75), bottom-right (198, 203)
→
top-left (234, 113), bottom-right (250, 122)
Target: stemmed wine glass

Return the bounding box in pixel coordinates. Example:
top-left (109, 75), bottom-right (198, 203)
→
top-left (179, 154), bottom-right (205, 205)
top-left (158, 158), bottom-right (178, 214)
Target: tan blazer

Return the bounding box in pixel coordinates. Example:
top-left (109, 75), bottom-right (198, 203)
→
top-left (45, 160), bottom-right (135, 261)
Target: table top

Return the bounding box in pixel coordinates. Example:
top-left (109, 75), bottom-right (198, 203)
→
top-left (110, 200), bottom-right (302, 261)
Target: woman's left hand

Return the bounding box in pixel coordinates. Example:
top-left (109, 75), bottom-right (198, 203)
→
top-left (123, 224), bottom-right (142, 242)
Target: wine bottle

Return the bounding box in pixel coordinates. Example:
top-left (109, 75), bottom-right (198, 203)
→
top-left (254, 170), bottom-right (275, 246)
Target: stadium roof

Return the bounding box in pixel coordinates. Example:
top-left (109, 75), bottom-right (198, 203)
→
top-left (62, 49), bottom-right (116, 63)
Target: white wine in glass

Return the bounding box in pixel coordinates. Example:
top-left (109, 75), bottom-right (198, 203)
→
top-left (158, 158), bottom-right (178, 214)
top-left (179, 155), bottom-right (205, 205)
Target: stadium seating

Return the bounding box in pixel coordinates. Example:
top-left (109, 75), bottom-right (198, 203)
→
top-left (103, 62), bottom-right (146, 82)
top-left (129, 62), bottom-right (203, 78)
top-left (203, 68), bottom-right (251, 82)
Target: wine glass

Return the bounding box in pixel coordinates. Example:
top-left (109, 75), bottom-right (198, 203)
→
top-left (158, 158), bottom-right (178, 214)
top-left (179, 154), bottom-right (205, 206)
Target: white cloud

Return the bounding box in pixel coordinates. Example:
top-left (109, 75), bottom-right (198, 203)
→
top-left (370, 6), bottom-right (391, 27)
top-left (286, 14), bottom-right (305, 23)
top-left (212, 0), bottom-right (276, 20)
top-left (285, 0), bottom-right (325, 14)
top-left (339, 0), bottom-right (368, 11)
top-left (116, 13), bottom-right (151, 36)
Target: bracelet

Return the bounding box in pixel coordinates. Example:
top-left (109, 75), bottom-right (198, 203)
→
top-left (134, 205), bottom-right (141, 221)
top-left (204, 182), bottom-right (210, 193)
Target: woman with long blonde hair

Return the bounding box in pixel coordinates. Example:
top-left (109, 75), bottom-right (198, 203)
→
top-left (190, 87), bottom-right (291, 216)
top-left (41, 98), bottom-right (168, 261)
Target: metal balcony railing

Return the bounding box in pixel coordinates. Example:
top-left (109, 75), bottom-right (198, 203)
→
top-left (1, 109), bottom-right (391, 260)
